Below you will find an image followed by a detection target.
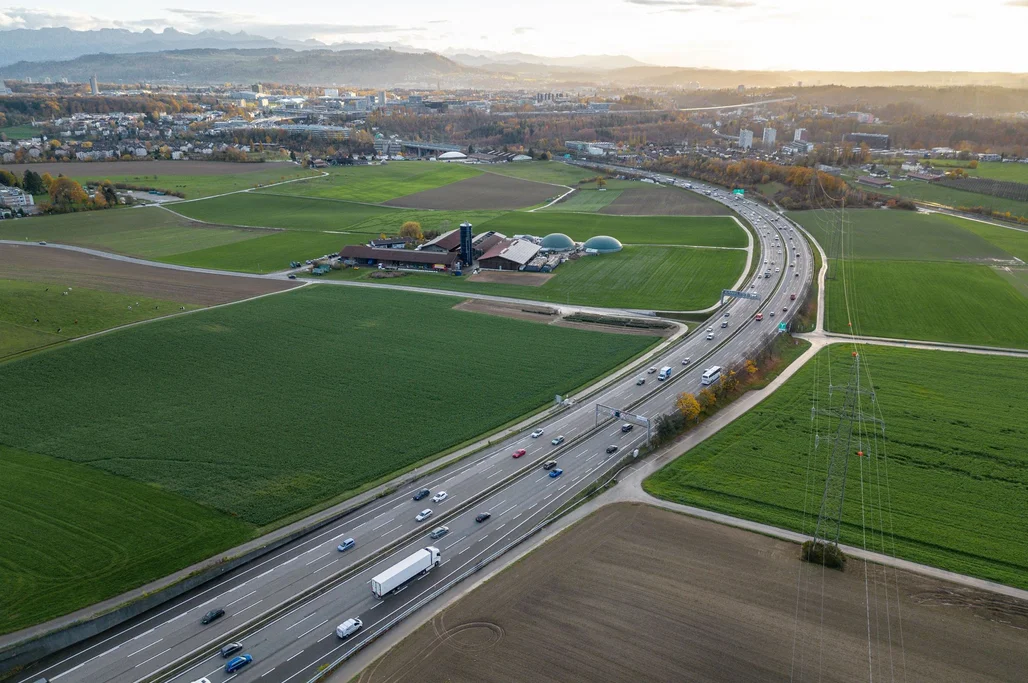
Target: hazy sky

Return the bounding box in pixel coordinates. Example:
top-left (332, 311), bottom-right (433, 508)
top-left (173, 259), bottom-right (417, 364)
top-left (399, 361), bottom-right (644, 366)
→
top-left (2, 0), bottom-right (1028, 71)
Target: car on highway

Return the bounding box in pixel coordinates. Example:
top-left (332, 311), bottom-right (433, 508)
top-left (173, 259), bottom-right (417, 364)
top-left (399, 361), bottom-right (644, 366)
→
top-left (551, 435), bottom-right (565, 445)
top-left (795, 272), bottom-right (800, 277)
top-left (432, 491), bottom-right (448, 503)
top-left (755, 312), bottom-right (763, 321)
top-left (201, 608), bottom-right (225, 625)
top-left (542, 460), bottom-right (558, 470)
top-left (288, 274), bottom-right (297, 279)
top-left (770, 311), bottom-right (776, 317)
top-left (724, 312), bottom-right (730, 318)
top-left (337, 538), bottom-right (355, 552)
top-left (636, 376), bottom-right (646, 385)
top-left (706, 327), bottom-right (713, 333)
top-left (549, 468), bottom-right (564, 478)
top-left (530, 428), bottom-right (544, 438)
top-left (430, 526), bottom-right (449, 539)
top-left (336, 618), bottom-right (362, 639)
top-left (790, 293), bottom-right (797, 301)
top-left (219, 642), bottom-right (243, 658)
top-left (606, 445), bottom-right (619, 454)
top-left (413, 488), bottom-right (430, 501)
top-left (512, 448), bottom-right (527, 458)
top-left (783, 306), bottom-right (789, 312)
top-left (621, 423), bottom-right (634, 433)
top-left (647, 366), bottom-right (657, 374)
top-left (224, 655), bottom-right (252, 674)
top-left (415, 509), bottom-right (433, 522)
top-left (681, 357), bottom-right (691, 365)
top-left (706, 333), bottom-right (714, 340)
top-left (475, 512), bottom-right (492, 523)
top-left (721, 321), bottom-right (728, 328)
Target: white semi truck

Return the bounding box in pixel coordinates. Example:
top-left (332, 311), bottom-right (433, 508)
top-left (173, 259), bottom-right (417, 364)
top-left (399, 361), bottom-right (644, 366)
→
top-left (371, 547), bottom-right (441, 598)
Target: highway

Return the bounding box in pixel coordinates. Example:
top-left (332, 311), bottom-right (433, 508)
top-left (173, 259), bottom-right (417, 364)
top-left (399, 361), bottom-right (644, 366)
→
top-left (18, 179), bottom-right (812, 683)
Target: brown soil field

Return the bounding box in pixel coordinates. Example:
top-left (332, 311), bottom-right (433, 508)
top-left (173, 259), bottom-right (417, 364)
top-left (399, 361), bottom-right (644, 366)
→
top-left (359, 503), bottom-right (1028, 683)
top-left (468, 270), bottom-right (553, 286)
top-left (453, 299), bottom-right (557, 322)
top-left (0, 244), bottom-right (298, 305)
top-left (0, 160), bottom-right (293, 177)
top-left (383, 174), bottom-right (559, 210)
top-left (600, 187), bottom-right (731, 216)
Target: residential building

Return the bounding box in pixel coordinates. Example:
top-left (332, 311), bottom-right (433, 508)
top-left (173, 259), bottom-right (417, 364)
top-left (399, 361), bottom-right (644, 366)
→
top-left (762, 127), bottom-right (777, 147)
top-left (978, 153), bottom-right (1002, 162)
top-left (738, 129), bottom-right (754, 149)
top-left (794, 128), bottom-right (808, 142)
top-left (0, 187), bottom-right (34, 207)
top-left (89, 74), bottom-right (99, 95)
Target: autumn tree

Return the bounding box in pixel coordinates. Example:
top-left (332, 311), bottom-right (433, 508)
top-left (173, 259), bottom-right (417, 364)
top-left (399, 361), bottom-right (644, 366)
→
top-left (675, 392), bottom-right (701, 423)
top-left (400, 221), bottom-right (423, 241)
top-left (698, 388), bottom-right (717, 411)
top-left (47, 177), bottom-right (88, 212)
top-left (40, 172), bottom-right (54, 192)
top-left (0, 169), bottom-right (19, 188)
top-left (745, 359), bottom-right (758, 376)
top-left (596, 177), bottom-right (607, 189)
top-left (99, 181), bottom-right (118, 206)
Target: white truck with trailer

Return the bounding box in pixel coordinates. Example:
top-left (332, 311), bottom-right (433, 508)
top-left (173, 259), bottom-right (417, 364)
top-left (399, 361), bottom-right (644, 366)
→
top-left (371, 547), bottom-right (441, 598)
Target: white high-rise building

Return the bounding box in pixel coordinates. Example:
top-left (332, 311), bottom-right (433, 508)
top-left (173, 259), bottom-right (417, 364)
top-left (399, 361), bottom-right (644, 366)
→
top-left (794, 128), bottom-right (808, 142)
top-left (324, 88), bottom-right (339, 98)
top-left (738, 129), bottom-right (754, 149)
top-left (762, 127), bottom-right (777, 147)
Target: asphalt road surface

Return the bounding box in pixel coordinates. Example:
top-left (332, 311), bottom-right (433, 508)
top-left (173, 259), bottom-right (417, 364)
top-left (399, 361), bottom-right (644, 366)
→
top-left (18, 177), bottom-right (812, 683)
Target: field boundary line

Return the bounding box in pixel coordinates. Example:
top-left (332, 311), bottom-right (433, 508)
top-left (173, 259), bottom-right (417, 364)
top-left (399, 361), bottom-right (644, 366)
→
top-left (804, 331), bottom-right (1028, 357)
top-left (528, 184), bottom-right (576, 212)
top-left (154, 203), bottom-right (286, 231)
top-left (172, 171), bottom-right (328, 204)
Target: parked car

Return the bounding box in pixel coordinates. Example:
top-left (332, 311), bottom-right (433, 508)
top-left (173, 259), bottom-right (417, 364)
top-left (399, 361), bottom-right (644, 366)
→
top-left (530, 429), bottom-right (544, 438)
top-left (219, 642), bottom-right (243, 658)
top-left (337, 538), bottom-right (355, 552)
top-left (224, 655), bottom-right (252, 674)
top-left (431, 491), bottom-right (448, 503)
top-left (549, 468), bottom-right (564, 478)
top-left (621, 424), bottom-right (634, 433)
top-left (606, 445), bottom-right (619, 454)
top-left (475, 512), bottom-right (492, 523)
top-left (201, 608), bottom-right (225, 625)
top-left (542, 460), bottom-right (558, 470)
top-left (430, 526), bottom-right (449, 539)
top-left (415, 509), bottom-right (433, 522)
top-left (551, 435), bottom-right (565, 446)
top-left (413, 488), bottom-right (430, 501)
top-left (512, 448), bottom-right (527, 458)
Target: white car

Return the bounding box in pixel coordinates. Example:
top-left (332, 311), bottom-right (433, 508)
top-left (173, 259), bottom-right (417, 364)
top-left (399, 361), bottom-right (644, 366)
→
top-left (681, 357), bottom-right (691, 365)
top-left (706, 327), bottom-right (713, 333)
top-left (415, 509), bottom-right (433, 522)
top-left (647, 366), bottom-right (657, 374)
top-left (706, 333), bottom-right (714, 340)
top-left (432, 491), bottom-right (448, 503)
top-left (531, 428), bottom-right (544, 438)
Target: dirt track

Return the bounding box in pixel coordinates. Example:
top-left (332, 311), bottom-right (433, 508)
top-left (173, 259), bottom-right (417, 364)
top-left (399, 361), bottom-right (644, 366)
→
top-left (468, 270), bottom-right (552, 286)
top-left (383, 173), bottom-right (559, 210)
top-left (0, 244), bottom-right (298, 305)
top-left (0, 160), bottom-right (293, 177)
top-left (359, 503), bottom-right (1027, 683)
top-left (600, 187), bottom-right (731, 216)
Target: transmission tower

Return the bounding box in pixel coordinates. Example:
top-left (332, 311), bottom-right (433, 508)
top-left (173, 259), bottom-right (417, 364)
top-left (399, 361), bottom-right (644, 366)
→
top-left (807, 352), bottom-right (885, 562)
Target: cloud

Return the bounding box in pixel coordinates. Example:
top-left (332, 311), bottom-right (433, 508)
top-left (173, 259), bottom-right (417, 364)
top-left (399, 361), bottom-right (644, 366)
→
top-left (624, 0), bottom-right (756, 8)
top-left (1005, 0), bottom-right (1028, 6)
top-left (0, 7), bottom-right (111, 30)
top-left (513, 26), bottom-right (533, 34)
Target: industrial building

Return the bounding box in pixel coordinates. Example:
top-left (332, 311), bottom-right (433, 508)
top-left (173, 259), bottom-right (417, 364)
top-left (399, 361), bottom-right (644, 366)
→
top-left (845, 132), bottom-right (891, 150)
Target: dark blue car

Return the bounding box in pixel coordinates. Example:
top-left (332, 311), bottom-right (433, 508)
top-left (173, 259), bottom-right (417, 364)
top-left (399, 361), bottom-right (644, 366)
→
top-left (549, 468), bottom-right (563, 478)
top-left (225, 654), bottom-right (252, 674)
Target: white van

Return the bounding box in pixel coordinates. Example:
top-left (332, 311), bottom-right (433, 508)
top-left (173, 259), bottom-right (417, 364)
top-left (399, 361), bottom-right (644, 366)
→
top-left (657, 366), bottom-right (672, 381)
top-left (336, 617), bottom-right (363, 639)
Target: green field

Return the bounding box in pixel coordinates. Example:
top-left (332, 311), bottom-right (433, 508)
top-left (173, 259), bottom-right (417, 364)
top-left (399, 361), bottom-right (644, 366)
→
top-left (0, 279), bottom-right (195, 358)
top-left (170, 193), bottom-right (395, 231)
top-left (481, 162), bottom-right (597, 186)
top-left (339, 209), bottom-right (504, 235)
top-left (333, 246), bottom-right (745, 311)
top-left (263, 163), bottom-right (480, 203)
top-left (0, 285), bottom-right (654, 527)
top-left (73, 166), bottom-right (318, 198)
top-left (0, 446), bottom-right (251, 634)
top-left (974, 161), bottom-right (1028, 183)
top-left (827, 259), bottom-right (1028, 348)
top-left (483, 213), bottom-right (747, 247)
top-left (0, 125), bottom-right (39, 140)
top-left (644, 345), bottom-right (1028, 590)
top-left (0, 207), bottom-right (262, 258)
top-left (160, 230), bottom-right (368, 273)
top-left (543, 189), bottom-right (622, 212)
top-left (874, 179), bottom-right (1028, 219)
top-left (954, 221), bottom-right (1028, 262)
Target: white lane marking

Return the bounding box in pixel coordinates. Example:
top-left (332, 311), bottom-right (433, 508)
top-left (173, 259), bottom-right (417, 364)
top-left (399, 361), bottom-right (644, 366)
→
top-left (235, 599), bottom-right (262, 615)
top-left (318, 633), bottom-right (333, 643)
top-left (492, 499), bottom-right (507, 509)
top-left (558, 485), bottom-right (567, 491)
top-left (544, 493), bottom-right (553, 500)
top-left (391, 501), bottom-right (406, 511)
top-left (282, 556), bottom-right (297, 565)
top-left (513, 513), bottom-right (522, 520)
top-left (227, 590), bottom-right (256, 607)
top-left (127, 639), bottom-right (162, 657)
top-left (296, 619), bottom-right (329, 640)
top-left (261, 668), bottom-right (277, 678)
top-left (496, 524), bottom-right (506, 531)
top-left (371, 518), bottom-right (394, 531)
top-left (487, 470), bottom-right (503, 479)
top-left (50, 661), bottom-right (88, 681)
top-left (133, 647), bottom-right (171, 668)
top-left (314, 559), bottom-right (338, 572)
top-left (381, 525), bottom-right (402, 536)
top-left (305, 552), bottom-right (330, 566)
top-left (443, 536), bottom-right (466, 550)
top-left (534, 475), bottom-right (546, 483)
top-left (165, 612), bottom-right (187, 624)
top-left (369, 602), bottom-right (383, 609)
top-left (286, 612), bottom-right (318, 630)
top-left (528, 503), bottom-right (538, 510)
top-left (499, 504), bottom-right (517, 516)
top-left (129, 628), bottom-right (156, 642)
top-left (224, 675), bottom-right (238, 683)
top-left (255, 568), bottom-right (274, 580)
top-left (459, 546), bottom-right (471, 554)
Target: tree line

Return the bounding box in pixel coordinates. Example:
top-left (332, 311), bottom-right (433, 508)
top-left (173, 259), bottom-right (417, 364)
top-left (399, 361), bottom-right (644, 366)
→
top-left (0, 169), bottom-right (120, 213)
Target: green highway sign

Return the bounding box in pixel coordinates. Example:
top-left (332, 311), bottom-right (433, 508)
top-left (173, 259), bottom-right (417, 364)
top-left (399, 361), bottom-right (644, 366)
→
top-left (732, 189), bottom-right (745, 195)
top-left (778, 322), bottom-right (787, 332)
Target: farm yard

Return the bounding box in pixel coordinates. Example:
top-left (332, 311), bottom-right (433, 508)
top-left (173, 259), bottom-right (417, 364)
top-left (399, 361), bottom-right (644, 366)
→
top-left (644, 345), bottom-right (1028, 590)
top-left (792, 209), bottom-right (1028, 347)
top-left (0, 285), bottom-right (656, 630)
top-left (360, 503), bottom-right (1028, 683)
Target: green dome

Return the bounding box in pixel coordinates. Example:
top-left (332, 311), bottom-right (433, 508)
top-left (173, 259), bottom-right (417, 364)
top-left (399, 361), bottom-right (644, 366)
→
top-left (540, 233), bottom-right (576, 251)
top-left (583, 235), bottom-right (623, 253)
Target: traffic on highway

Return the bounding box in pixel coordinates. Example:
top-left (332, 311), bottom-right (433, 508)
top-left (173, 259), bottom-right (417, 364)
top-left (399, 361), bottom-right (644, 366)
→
top-left (19, 172), bottom-right (813, 683)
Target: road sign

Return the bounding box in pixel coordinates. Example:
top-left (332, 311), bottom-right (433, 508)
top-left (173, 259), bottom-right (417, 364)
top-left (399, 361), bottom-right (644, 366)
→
top-left (722, 289), bottom-right (760, 301)
top-left (778, 322), bottom-right (787, 332)
top-left (733, 188), bottom-right (745, 195)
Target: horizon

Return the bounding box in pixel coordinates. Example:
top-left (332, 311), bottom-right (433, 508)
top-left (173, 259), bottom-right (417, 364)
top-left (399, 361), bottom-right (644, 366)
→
top-left (2, 0), bottom-right (1028, 72)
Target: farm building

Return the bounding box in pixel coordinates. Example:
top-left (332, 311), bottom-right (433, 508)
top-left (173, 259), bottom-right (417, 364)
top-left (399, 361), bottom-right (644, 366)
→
top-left (540, 233), bottom-right (576, 252)
top-left (368, 236), bottom-right (414, 249)
top-left (339, 246), bottom-right (459, 271)
top-left (583, 235), bottom-right (623, 254)
top-left (418, 228), bottom-right (507, 259)
top-left (437, 151), bottom-right (467, 162)
top-left (478, 238), bottom-right (542, 271)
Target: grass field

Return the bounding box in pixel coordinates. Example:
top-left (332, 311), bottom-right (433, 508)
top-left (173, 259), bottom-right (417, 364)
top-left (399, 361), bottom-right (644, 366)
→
top-left (262, 163), bottom-right (480, 203)
top-left (874, 179), bottom-right (1028, 218)
top-left (0, 125), bottom-right (39, 140)
top-left (0, 207), bottom-right (262, 258)
top-left (543, 188), bottom-right (622, 212)
top-left (0, 279), bottom-right (195, 358)
top-left (644, 344), bottom-right (1028, 590)
top-left (71, 167), bottom-right (318, 199)
top-left (826, 259), bottom-right (1028, 348)
top-left (341, 208), bottom-right (504, 235)
top-left (482, 213), bottom-right (747, 247)
top-left (0, 285), bottom-right (654, 527)
top-left (170, 193), bottom-right (394, 231)
top-left (480, 161), bottom-right (597, 186)
top-left (160, 230), bottom-right (368, 273)
top-left (332, 246), bottom-right (746, 311)
top-left (953, 220), bottom-right (1028, 262)
top-left (975, 161), bottom-right (1028, 183)
top-left (0, 446), bottom-right (251, 634)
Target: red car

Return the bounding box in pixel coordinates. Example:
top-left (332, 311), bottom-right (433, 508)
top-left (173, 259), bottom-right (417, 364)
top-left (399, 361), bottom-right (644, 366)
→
top-left (512, 448), bottom-right (527, 458)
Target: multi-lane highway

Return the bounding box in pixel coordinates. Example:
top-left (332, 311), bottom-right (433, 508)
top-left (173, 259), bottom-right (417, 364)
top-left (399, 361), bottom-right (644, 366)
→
top-left (19, 177), bottom-right (812, 683)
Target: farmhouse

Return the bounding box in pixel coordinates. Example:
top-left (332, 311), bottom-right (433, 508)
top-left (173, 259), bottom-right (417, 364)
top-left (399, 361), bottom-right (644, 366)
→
top-left (856, 176), bottom-right (893, 188)
top-left (339, 246), bottom-right (459, 271)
